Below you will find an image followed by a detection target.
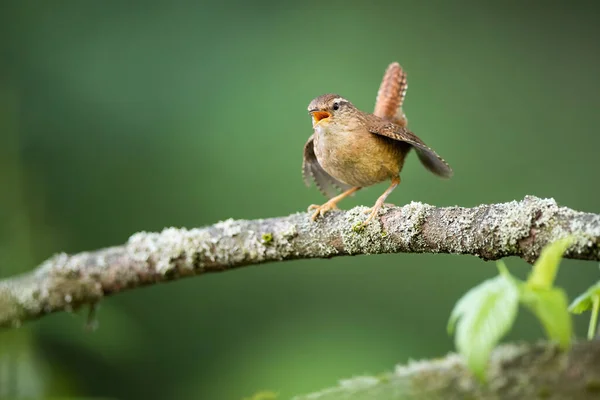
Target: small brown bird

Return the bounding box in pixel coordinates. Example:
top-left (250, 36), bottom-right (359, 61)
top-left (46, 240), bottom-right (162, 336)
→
top-left (302, 63), bottom-right (452, 226)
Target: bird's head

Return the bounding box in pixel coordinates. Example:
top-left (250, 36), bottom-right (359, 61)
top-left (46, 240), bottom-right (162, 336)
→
top-left (307, 94), bottom-right (356, 127)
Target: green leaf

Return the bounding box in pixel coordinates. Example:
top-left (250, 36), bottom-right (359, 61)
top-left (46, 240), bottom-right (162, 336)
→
top-left (448, 274), bottom-right (519, 380)
top-left (448, 263), bottom-right (517, 335)
top-left (521, 287), bottom-right (572, 349)
top-left (568, 281), bottom-right (600, 340)
top-left (447, 277), bottom-right (497, 335)
top-left (527, 237), bottom-right (574, 290)
top-left (568, 281), bottom-right (600, 314)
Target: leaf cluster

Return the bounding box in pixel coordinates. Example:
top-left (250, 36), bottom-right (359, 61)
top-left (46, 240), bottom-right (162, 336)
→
top-left (448, 238), bottom-right (574, 380)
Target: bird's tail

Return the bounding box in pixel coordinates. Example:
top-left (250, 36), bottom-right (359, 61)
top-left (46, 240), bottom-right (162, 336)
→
top-left (374, 62), bottom-right (408, 127)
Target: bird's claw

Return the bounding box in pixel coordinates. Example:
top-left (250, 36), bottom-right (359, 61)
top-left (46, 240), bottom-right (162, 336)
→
top-left (362, 202), bottom-right (394, 214)
top-left (360, 199), bottom-right (391, 226)
top-left (308, 202), bottom-right (338, 221)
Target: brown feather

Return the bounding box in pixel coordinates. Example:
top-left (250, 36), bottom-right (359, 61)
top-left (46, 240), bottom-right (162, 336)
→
top-left (365, 115), bottom-right (453, 178)
top-left (374, 62), bottom-right (408, 127)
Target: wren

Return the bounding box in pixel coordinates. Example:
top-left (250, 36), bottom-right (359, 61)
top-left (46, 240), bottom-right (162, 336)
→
top-left (302, 63), bottom-right (452, 226)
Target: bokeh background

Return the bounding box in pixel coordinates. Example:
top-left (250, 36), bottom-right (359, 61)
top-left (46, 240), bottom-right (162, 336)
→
top-left (1, 1), bottom-right (599, 399)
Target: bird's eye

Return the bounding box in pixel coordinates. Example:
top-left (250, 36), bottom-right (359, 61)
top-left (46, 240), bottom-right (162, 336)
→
top-left (332, 102), bottom-right (340, 111)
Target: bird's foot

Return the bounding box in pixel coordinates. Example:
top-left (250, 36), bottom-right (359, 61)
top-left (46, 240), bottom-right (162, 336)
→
top-left (308, 201), bottom-right (339, 221)
top-left (362, 202), bottom-right (394, 214)
top-left (360, 199), bottom-right (387, 226)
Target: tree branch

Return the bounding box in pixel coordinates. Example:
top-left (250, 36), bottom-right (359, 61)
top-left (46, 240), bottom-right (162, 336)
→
top-left (292, 340), bottom-right (600, 400)
top-left (0, 195), bottom-right (598, 328)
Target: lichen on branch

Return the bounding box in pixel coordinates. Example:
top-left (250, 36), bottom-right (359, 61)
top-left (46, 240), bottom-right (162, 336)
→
top-left (0, 195), bottom-right (598, 328)
top-left (292, 341), bottom-right (600, 400)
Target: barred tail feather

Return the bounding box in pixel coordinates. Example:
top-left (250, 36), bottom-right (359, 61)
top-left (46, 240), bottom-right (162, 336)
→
top-left (374, 62), bottom-right (408, 127)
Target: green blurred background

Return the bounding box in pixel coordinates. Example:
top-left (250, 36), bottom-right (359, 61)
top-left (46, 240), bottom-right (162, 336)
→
top-left (1, 1), bottom-right (599, 398)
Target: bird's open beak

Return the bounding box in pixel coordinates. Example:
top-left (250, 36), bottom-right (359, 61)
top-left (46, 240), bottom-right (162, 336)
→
top-left (310, 110), bottom-right (331, 123)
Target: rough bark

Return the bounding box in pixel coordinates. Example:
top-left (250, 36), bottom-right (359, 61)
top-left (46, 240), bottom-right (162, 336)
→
top-left (292, 340), bottom-right (600, 400)
top-left (0, 195), bottom-right (598, 328)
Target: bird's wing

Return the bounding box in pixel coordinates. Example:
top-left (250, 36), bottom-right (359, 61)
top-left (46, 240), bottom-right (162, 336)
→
top-left (303, 135), bottom-right (353, 198)
top-left (366, 115), bottom-right (453, 178)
